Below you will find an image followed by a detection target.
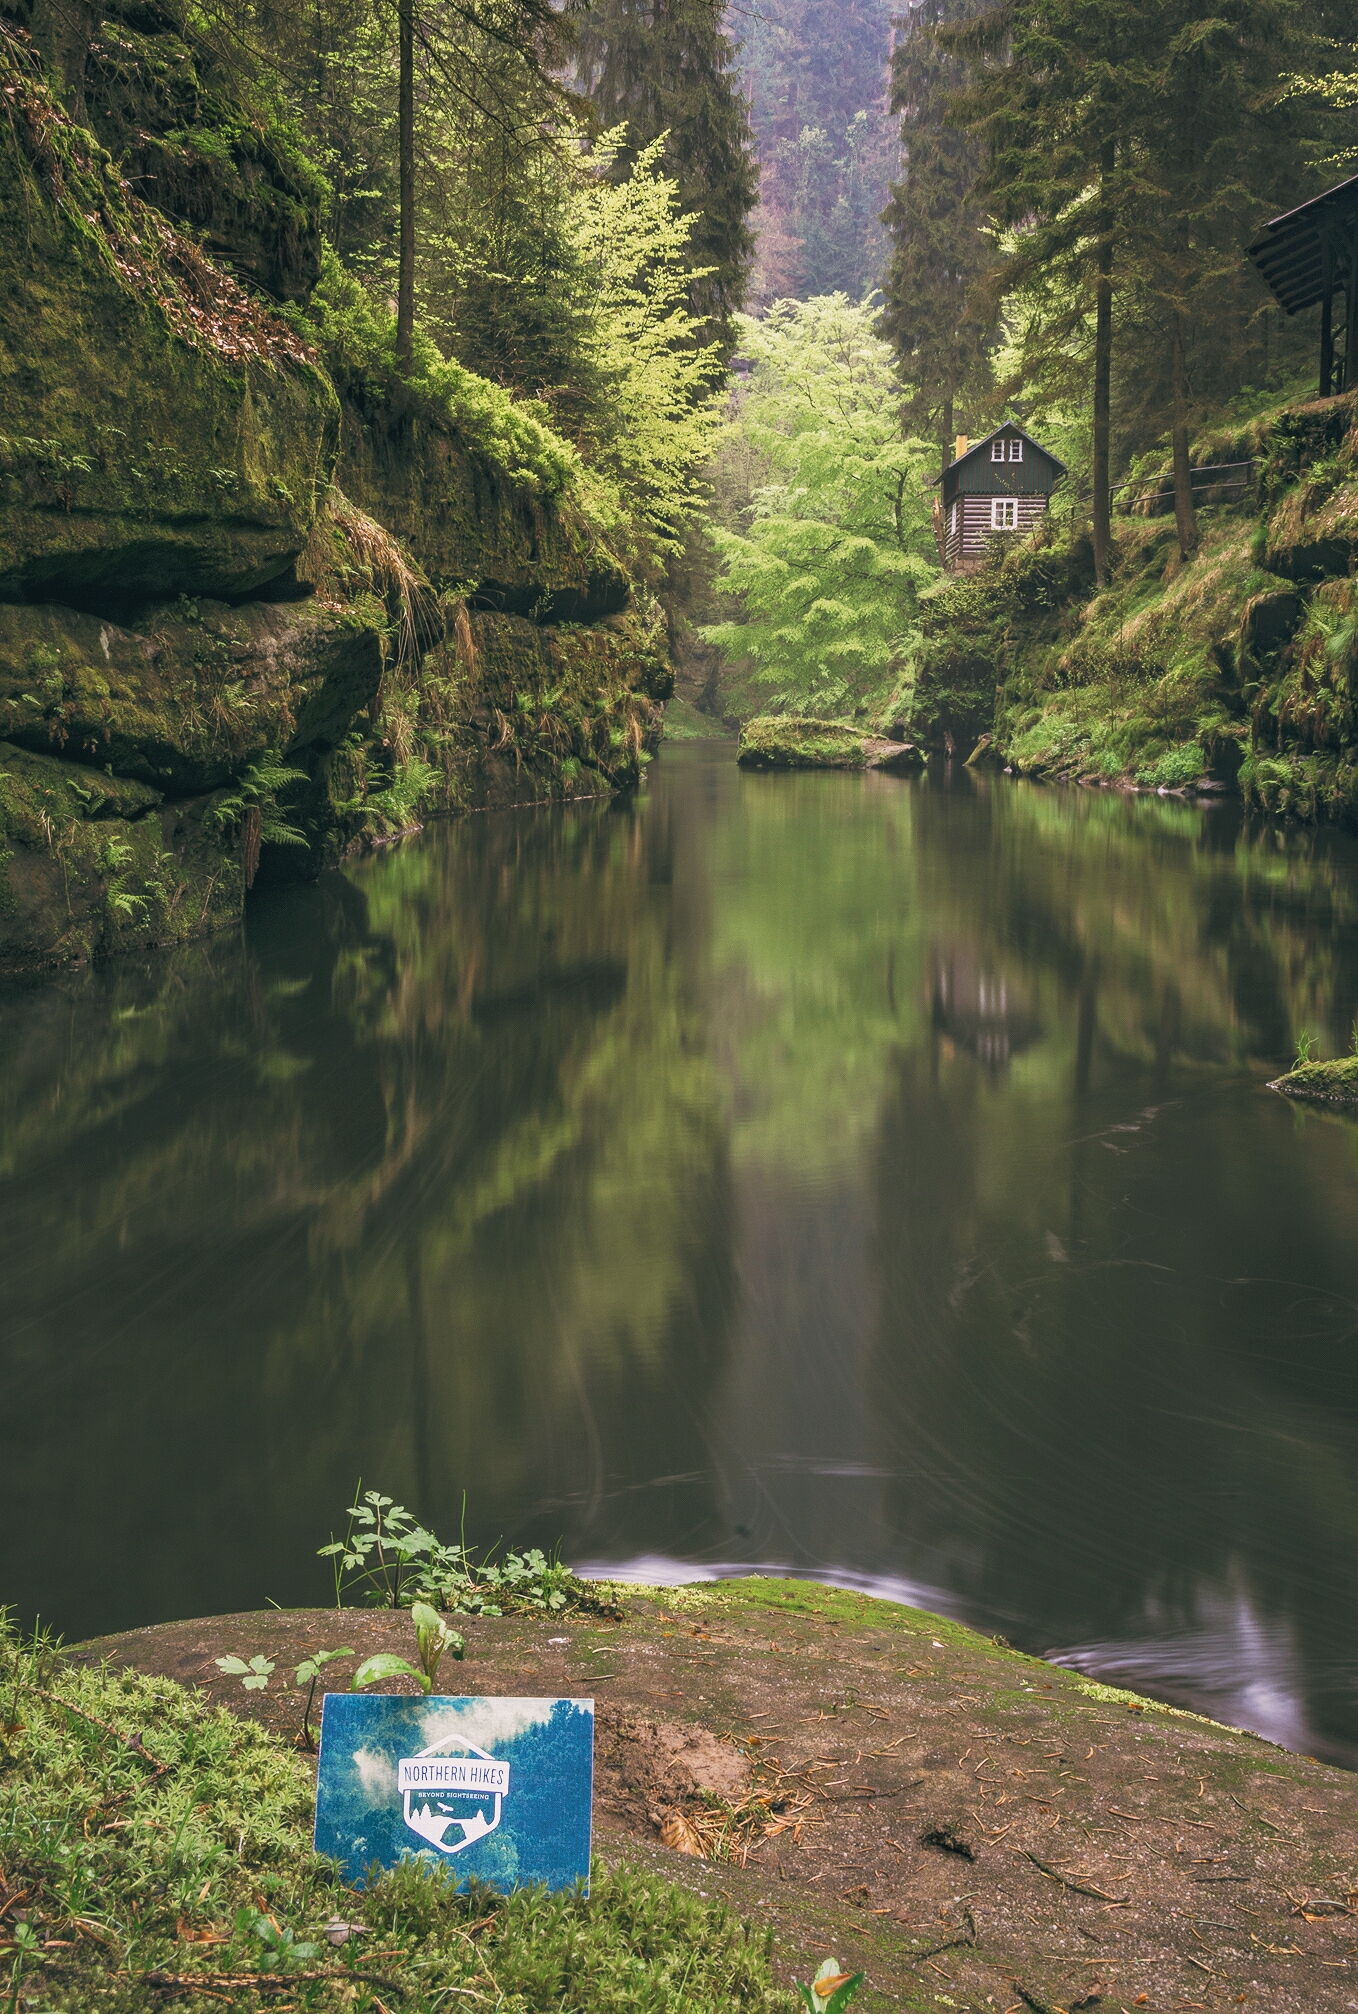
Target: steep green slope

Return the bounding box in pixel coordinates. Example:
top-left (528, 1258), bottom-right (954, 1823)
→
top-left (907, 384), bottom-right (1358, 820)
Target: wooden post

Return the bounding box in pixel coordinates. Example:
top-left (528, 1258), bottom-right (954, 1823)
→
top-left (1092, 138), bottom-right (1115, 589)
top-left (1347, 218), bottom-right (1358, 393)
top-left (396, 0), bottom-right (415, 374)
top-left (1320, 227), bottom-right (1333, 397)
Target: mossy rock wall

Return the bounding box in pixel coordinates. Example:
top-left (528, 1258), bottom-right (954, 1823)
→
top-left (0, 19), bottom-right (676, 972)
top-left (338, 401), bottom-right (629, 617)
top-left (0, 742), bottom-right (241, 967)
top-left (0, 30), bottom-right (338, 611)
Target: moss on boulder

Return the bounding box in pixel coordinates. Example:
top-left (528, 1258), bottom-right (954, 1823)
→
top-left (738, 717), bottom-right (868, 768)
top-left (0, 23), bottom-right (338, 610)
top-left (737, 716), bottom-right (924, 771)
top-left (0, 599), bottom-right (382, 791)
top-left (1270, 1055), bottom-right (1358, 1106)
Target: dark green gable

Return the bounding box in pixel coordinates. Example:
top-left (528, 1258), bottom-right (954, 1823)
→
top-left (941, 424), bottom-right (1067, 506)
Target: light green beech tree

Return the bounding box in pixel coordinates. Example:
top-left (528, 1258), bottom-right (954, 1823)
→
top-left (702, 294), bottom-right (942, 718)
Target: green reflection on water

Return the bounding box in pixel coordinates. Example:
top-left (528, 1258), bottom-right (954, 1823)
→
top-left (4, 750), bottom-right (1358, 1759)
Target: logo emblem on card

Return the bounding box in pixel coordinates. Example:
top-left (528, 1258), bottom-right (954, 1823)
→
top-left (398, 1737), bottom-right (511, 1853)
top-left (314, 1693), bottom-right (593, 1890)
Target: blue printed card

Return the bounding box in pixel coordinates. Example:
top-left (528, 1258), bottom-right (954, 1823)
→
top-left (314, 1694), bottom-right (594, 1891)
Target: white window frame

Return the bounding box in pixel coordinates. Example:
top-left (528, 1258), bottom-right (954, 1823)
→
top-left (950, 501), bottom-right (959, 534)
top-left (991, 497), bottom-right (1019, 530)
top-left (1008, 438), bottom-right (1023, 461)
top-left (991, 439), bottom-right (1006, 462)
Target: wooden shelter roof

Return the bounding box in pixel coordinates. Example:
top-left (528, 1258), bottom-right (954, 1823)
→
top-left (1247, 175), bottom-right (1358, 316)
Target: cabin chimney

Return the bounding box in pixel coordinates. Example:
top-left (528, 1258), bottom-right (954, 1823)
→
top-left (955, 434), bottom-right (969, 461)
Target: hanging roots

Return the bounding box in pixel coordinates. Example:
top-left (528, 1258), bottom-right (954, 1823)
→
top-left (297, 488), bottom-right (439, 676)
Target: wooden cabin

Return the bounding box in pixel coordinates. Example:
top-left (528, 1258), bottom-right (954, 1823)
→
top-left (934, 424), bottom-right (1067, 572)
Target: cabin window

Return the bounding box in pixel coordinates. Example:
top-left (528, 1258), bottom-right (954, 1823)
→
top-left (1008, 438), bottom-right (1023, 461)
top-left (991, 440), bottom-right (1006, 461)
top-left (991, 498), bottom-right (1019, 530)
top-left (950, 502), bottom-right (958, 534)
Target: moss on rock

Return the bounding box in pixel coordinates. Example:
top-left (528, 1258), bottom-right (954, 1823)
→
top-left (0, 21), bottom-right (338, 610)
top-left (1270, 1055), bottom-right (1358, 1106)
top-left (738, 717), bottom-right (869, 768)
top-left (736, 717), bottom-right (924, 772)
top-left (0, 741), bottom-right (241, 969)
top-left (0, 598), bottom-right (382, 791)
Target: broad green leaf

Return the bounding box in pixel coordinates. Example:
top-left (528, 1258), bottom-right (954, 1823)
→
top-left (352, 1653), bottom-right (428, 1692)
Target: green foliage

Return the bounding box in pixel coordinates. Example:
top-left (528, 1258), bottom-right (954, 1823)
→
top-left (575, 0), bottom-right (758, 352)
top-left (216, 1652), bottom-right (278, 1691)
top-left (568, 131), bottom-right (729, 554)
top-left (0, 1614), bottom-right (794, 2013)
top-left (1294, 1027), bottom-right (1319, 1065)
top-left (703, 295), bottom-right (942, 718)
top-left (215, 1646), bottom-right (357, 1745)
top-left (317, 1486), bottom-right (608, 1616)
top-left (350, 1604), bottom-right (465, 1692)
top-left (794, 1958), bottom-right (866, 2013)
top-left (879, 0), bottom-right (998, 454)
top-left (210, 752), bottom-right (310, 849)
top-left (1135, 743), bottom-right (1207, 788)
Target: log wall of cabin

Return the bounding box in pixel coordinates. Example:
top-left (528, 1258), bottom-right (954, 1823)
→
top-left (942, 494), bottom-right (1049, 571)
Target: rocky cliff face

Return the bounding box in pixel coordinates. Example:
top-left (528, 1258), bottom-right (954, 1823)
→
top-left (0, 10), bottom-right (669, 973)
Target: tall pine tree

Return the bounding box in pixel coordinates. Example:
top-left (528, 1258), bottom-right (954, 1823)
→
top-left (879, 0), bottom-right (999, 479)
top-left (575, 0), bottom-right (758, 354)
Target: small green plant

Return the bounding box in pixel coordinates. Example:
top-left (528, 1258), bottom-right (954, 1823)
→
top-left (318, 1484), bottom-right (597, 1617)
top-left (794, 1956), bottom-right (865, 2011)
top-left (233, 1906), bottom-right (323, 1974)
top-left (210, 752), bottom-right (310, 851)
top-left (351, 1603), bottom-right (464, 1695)
top-left (215, 1653), bottom-right (276, 1692)
top-left (294, 1647), bottom-right (356, 1747)
top-left (215, 1645), bottom-right (356, 1747)
top-left (1294, 1028), bottom-right (1319, 1066)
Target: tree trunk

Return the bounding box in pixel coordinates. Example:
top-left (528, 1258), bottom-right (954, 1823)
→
top-left (1171, 310), bottom-right (1198, 560)
top-left (396, 0), bottom-right (415, 374)
top-left (1092, 139), bottom-right (1114, 588)
top-left (941, 390), bottom-right (954, 470)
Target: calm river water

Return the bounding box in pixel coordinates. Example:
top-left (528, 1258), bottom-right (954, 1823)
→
top-left (7, 745), bottom-right (1358, 1761)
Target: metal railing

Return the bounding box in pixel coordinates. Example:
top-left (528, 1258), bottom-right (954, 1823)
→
top-left (1112, 459), bottom-right (1259, 515)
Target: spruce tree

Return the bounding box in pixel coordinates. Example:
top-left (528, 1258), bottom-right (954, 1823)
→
top-left (575, 0), bottom-right (758, 354)
top-left (879, 0), bottom-right (999, 480)
top-left (938, 0), bottom-right (1332, 569)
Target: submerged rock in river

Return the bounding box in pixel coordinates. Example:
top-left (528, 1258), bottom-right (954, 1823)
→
top-left (737, 716), bottom-right (925, 771)
top-left (1270, 1056), bottom-right (1358, 1106)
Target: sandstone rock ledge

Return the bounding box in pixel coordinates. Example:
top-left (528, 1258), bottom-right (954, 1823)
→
top-left (75, 1576), bottom-right (1358, 2012)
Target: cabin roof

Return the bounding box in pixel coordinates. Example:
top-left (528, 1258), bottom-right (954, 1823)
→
top-left (943, 423), bottom-right (1068, 482)
top-left (1247, 174), bottom-right (1358, 316)
top-left (935, 422), bottom-right (1067, 506)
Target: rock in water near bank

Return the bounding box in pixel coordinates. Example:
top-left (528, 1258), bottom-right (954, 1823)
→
top-left (1270, 1057), bottom-right (1358, 1107)
top-left (737, 716), bottom-right (925, 771)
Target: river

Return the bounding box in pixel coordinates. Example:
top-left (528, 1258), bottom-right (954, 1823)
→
top-left (6, 744), bottom-right (1358, 1763)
